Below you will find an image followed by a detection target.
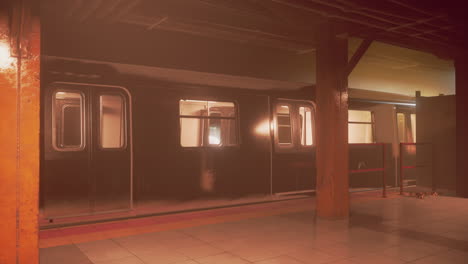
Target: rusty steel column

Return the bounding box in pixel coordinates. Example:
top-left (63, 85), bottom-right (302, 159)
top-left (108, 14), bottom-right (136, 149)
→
top-left (456, 56), bottom-right (468, 198)
top-left (315, 26), bottom-right (349, 219)
top-left (0, 1), bottom-right (40, 263)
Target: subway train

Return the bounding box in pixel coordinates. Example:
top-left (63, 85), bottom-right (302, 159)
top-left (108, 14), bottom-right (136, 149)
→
top-left (40, 56), bottom-right (416, 220)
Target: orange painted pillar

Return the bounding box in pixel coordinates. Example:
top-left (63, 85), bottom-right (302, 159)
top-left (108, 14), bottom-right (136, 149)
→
top-left (315, 26), bottom-right (349, 219)
top-left (0, 2), bottom-right (40, 263)
top-left (456, 56), bottom-right (468, 198)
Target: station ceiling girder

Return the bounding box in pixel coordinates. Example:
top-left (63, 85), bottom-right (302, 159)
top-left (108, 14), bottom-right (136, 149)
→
top-left (41, 0), bottom-right (467, 57)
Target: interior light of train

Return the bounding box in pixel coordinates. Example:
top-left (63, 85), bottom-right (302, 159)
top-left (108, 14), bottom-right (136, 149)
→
top-left (181, 99), bottom-right (204, 103)
top-left (0, 42), bottom-right (14, 69)
top-left (208, 135), bottom-right (221, 145)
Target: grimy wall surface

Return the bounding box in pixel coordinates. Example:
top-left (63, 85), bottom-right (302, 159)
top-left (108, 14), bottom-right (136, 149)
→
top-left (0, 4), bottom-right (40, 264)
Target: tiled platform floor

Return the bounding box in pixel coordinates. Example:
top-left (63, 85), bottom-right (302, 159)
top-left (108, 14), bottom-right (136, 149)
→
top-left (40, 193), bottom-right (468, 264)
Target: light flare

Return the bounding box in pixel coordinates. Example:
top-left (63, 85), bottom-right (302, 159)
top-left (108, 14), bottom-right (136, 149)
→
top-left (0, 42), bottom-right (14, 70)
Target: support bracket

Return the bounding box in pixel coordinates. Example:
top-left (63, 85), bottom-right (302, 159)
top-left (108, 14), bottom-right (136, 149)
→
top-left (346, 38), bottom-right (373, 77)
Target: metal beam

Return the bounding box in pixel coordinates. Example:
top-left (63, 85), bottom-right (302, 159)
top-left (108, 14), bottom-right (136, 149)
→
top-left (346, 38), bottom-right (372, 77)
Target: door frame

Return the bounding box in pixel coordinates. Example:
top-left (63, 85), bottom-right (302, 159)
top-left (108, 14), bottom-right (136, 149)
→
top-left (47, 81), bottom-right (134, 215)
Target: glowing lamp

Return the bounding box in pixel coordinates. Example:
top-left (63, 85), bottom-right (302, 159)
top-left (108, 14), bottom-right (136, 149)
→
top-left (0, 42), bottom-right (14, 69)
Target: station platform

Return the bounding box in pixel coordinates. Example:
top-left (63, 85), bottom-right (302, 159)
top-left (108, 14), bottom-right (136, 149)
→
top-left (40, 191), bottom-right (468, 264)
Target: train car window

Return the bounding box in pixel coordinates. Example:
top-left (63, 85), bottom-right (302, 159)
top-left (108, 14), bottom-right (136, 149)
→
top-left (348, 110), bottom-right (374, 143)
top-left (397, 113), bottom-right (406, 143)
top-left (52, 91), bottom-right (85, 150)
top-left (299, 106), bottom-right (313, 146)
top-left (276, 105), bottom-right (292, 144)
top-left (179, 100), bottom-right (237, 147)
top-left (99, 94), bottom-right (126, 149)
top-left (411, 114), bottom-right (416, 142)
top-left (397, 112), bottom-right (416, 143)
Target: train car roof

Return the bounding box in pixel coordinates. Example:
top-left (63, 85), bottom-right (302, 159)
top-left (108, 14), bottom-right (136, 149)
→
top-left (44, 55), bottom-right (415, 104)
top-left (43, 56), bottom-right (312, 91)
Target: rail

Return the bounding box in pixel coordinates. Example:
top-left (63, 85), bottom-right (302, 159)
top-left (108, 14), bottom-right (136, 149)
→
top-left (399, 142), bottom-right (433, 195)
top-left (349, 143), bottom-right (387, 198)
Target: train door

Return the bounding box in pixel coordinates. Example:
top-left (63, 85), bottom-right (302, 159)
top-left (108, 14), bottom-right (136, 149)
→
top-left (42, 83), bottom-right (131, 218)
top-left (396, 107), bottom-right (417, 188)
top-left (271, 99), bottom-right (316, 194)
top-left (92, 88), bottom-right (132, 212)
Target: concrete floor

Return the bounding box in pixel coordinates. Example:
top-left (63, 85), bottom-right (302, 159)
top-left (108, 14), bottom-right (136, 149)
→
top-left (40, 193), bottom-right (468, 264)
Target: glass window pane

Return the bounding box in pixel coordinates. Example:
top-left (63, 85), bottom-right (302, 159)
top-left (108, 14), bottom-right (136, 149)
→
top-left (276, 105), bottom-right (292, 144)
top-left (348, 123), bottom-right (373, 143)
top-left (219, 119), bottom-right (237, 146)
top-left (411, 114), bottom-right (416, 143)
top-left (180, 100), bottom-right (208, 116)
top-left (53, 91), bottom-right (84, 150)
top-left (180, 100), bottom-right (235, 117)
top-left (208, 101), bottom-right (235, 117)
top-left (299, 106), bottom-right (313, 146)
top-left (397, 113), bottom-right (406, 143)
top-left (179, 100), bottom-right (237, 147)
top-left (208, 113), bottom-right (222, 145)
top-left (180, 117), bottom-right (203, 147)
top-left (100, 94), bottom-right (125, 148)
top-left (349, 110), bottom-right (372, 122)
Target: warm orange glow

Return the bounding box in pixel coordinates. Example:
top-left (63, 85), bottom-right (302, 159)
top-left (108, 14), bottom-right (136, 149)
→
top-left (0, 42), bottom-right (14, 69)
top-left (255, 119), bottom-right (271, 136)
top-left (348, 110), bottom-right (373, 143)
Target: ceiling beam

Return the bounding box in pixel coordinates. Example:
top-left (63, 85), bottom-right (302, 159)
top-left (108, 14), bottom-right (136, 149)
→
top-left (346, 38), bottom-right (373, 76)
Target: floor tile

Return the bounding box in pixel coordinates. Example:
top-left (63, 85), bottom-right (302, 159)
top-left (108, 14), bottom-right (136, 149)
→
top-left (176, 244), bottom-right (225, 259)
top-left (348, 253), bottom-right (407, 264)
top-left (76, 240), bottom-right (133, 263)
top-left (286, 247), bottom-right (343, 264)
top-left (93, 256), bottom-right (144, 264)
top-left (40, 195), bottom-right (468, 264)
top-left (254, 255), bottom-right (304, 264)
top-left (195, 253), bottom-right (250, 264)
top-left (40, 244), bottom-right (92, 264)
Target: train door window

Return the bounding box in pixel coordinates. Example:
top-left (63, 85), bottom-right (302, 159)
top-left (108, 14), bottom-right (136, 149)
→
top-left (276, 105), bottom-right (292, 145)
top-left (52, 91), bottom-right (85, 150)
top-left (99, 94), bottom-right (126, 149)
top-left (411, 114), bottom-right (416, 142)
top-left (348, 110), bottom-right (374, 143)
top-left (397, 112), bottom-right (416, 143)
top-left (299, 106), bottom-right (313, 146)
top-left (179, 100), bottom-right (237, 147)
top-left (397, 113), bottom-right (407, 143)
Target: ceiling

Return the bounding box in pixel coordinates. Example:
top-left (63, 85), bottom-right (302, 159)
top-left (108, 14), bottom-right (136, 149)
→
top-left (348, 38), bottom-right (454, 96)
top-left (39, 0), bottom-right (460, 96)
top-left (41, 0), bottom-right (467, 57)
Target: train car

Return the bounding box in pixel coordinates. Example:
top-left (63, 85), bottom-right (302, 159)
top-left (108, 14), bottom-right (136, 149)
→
top-left (40, 56), bottom-right (416, 222)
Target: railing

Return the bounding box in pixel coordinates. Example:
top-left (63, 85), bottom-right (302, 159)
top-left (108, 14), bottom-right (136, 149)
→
top-left (399, 142), bottom-right (433, 195)
top-left (349, 143), bottom-right (387, 198)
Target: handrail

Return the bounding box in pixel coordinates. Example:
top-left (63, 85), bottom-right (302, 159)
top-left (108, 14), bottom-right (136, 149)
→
top-left (349, 143), bottom-right (387, 198)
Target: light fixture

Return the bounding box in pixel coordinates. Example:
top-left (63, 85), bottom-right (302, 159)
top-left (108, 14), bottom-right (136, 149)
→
top-left (0, 42), bottom-right (14, 70)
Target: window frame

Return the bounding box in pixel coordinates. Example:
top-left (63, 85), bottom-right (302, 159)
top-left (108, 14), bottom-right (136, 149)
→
top-left (395, 108), bottom-right (416, 143)
top-left (273, 99), bottom-right (316, 152)
top-left (298, 104), bottom-right (316, 149)
top-left (347, 109), bottom-right (376, 144)
top-left (97, 92), bottom-right (128, 150)
top-left (274, 102), bottom-right (294, 149)
top-left (178, 98), bottom-right (239, 148)
top-left (51, 89), bottom-right (86, 152)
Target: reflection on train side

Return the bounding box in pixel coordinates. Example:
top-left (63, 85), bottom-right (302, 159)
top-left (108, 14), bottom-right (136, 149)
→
top-left (41, 80), bottom-right (415, 220)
